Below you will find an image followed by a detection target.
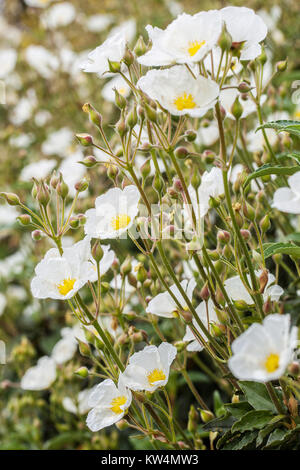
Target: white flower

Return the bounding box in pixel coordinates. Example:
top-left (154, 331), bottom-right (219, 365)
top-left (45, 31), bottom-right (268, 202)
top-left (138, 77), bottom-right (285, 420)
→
top-left (204, 47), bottom-right (242, 78)
top-left (101, 75), bottom-right (131, 103)
top-left (0, 49), bottom-right (17, 79)
top-left (187, 167), bottom-right (224, 220)
top-left (25, 46), bottom-right (59, 79)
top-left (228, 314), bottom-right (298, 382)
top-left (10, 133), bottom-right (34, 149)
top-left (121, 342), bottom-right (177, 392)
top-left (137, 66), bottom-right (219, 117)
top-left (108, 19), bottom-right (136, 43)
top-left (31, 237), bottom-right (114, 300)
top-left (224, 270), bottom-right (283, 305)
top-left (0, 293), bottom-right (6, 316)
top-left (86, 378), bottom-right (132, 431)
top-left (21, 356), bottom-right (56, 390)
top-left (272, 172), bottom-right (300, 214)
top-left (197, 121), bottom-right (219, 147)
top-left (58, 151), bottom-right (86, 197)
top-left (183, 299), bottom-right (219, 352)
top-left (20, 159), bottom-right (56, 182)
top-left (138, 11), bottom-right (222, 66)
top-left (63, 385), bottom-right (98, 415)
top-left (80, 33), bottom-right (126, 76)
top-left (146, 278), bottom-right (196, 318)
top-left (221, 6), bottom-right (268, 60)
top-left (85, 14), bottom-right (114, 33)
top-left (10, 90), bottom-right (37, 126)
top-left (51, 325), bottom-right (82, 364)
top-left (41, 127), bottom-right (74, 157)
top-left (84, 186), bottom-right (140, 239)
top-left (35, 110), bottom-right (52, 127)
top-left (41, 2), bottom-right (76, 29)
top-left (0, 204), bottom-right (19, 227)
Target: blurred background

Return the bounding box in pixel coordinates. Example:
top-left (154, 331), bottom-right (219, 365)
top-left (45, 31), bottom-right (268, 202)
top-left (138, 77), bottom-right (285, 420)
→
top-left (0, 0), bottom-right (299, 450)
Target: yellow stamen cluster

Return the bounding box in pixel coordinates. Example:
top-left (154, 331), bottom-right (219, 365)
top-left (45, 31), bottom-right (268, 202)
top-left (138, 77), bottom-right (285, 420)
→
top-left (147, 368), bottom-right (166, 386)
top-left (173, 93), bottom-right (196, 111)
top-left (265, 353), bottom-right (280, 373)
top-left (111, 214), bottom-right (131, 231)
top-left (57, 278), bottom-right (76, 296)
top-left (188, 40), bottom-right (206, 57)
top-left (110, 395), bottom-right (127, 414)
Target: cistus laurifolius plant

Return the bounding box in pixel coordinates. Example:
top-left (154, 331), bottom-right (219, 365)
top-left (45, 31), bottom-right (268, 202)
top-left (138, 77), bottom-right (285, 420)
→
top-left (1, 2), bottom-right (300, 451)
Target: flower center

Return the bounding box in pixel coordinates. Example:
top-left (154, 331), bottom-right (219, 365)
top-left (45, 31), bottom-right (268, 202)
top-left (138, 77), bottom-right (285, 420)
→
top-left (265, 353), bottom-right (280, 373)
top-left (295, 110), bottom-right (300, 119)
top-left (188, 40), bottom-right (206, 57)
top-left (57, 278), bottom-right (76, 296)
top-left (111, 214), bottom-right (131, 231)
top-left (110, 395), bottom-right (127, 414)
top-left (118, 87), bottom-right (127, 95)
top-left (147, 368), bottom-right (166, 386)
top-left (174, 93), bottom-right (196, 111)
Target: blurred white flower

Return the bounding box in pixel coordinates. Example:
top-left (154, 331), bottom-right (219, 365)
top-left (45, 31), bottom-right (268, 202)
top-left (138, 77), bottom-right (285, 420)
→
top-left (0, 204), bottom-right (19, 227)
top-left (80, 33), bottom-right (126, 77)
top-left (0, 48), bottom-right (17, 79)
top-left (63, 385), bottom-right (98, 415)
top-left (196, 122), bottom-right (219, 147)
top-left (51, 325), bottom-right (82, 364)
top-left (24, 0), bottom-right (54, 7)
top-left (20, 159), bottom-right (56, 182)
top-left (41, 2), bottom-right (76, 29)
top-left (84, 186), bottom-right (140, 239)
top-left (146, 278), bottom-right (196, 318)
top-left (272, 172), bottom-right (300, 214)
top-left (137, 66), bottom-right (219, 117)
top-left (228, 314), bottom-right (297, 382)
top-left (224, 270), bottom-right (284, 305)
top-left (10, 133), bottom-right (34, 148)
top-left (183, 299), bottom-right (219, 351)
top-left (25, 45), bottom-right (59, 79)
top-left (58, 151), bottom-right (86, 197)
top-left (85, 14), bottom-right (114, 33)
top-left (86, 378), bottom-right (132, 431)
top-left (10, 89), bottom-right (37, 126)
top-left (34, 110), bottom-right (52, 127)
top-left (121, 342), bottom-right (177, 392)
top-left (187, 167), bottom-right (224, 220)
top-left (108, 19), bottom-right (136, 43)
top-left (101, 75), bottom-right (131, 103)
top-left (138, 11), bottom-right (222, 66)
top-left (0, 293), bottom-right (7, 316)
top-left (41, 127), bottom-right (74, 157)
top-left (221, 6), bottom-right (268, 60)
top-left (21, 356), bottom-right (56, 391)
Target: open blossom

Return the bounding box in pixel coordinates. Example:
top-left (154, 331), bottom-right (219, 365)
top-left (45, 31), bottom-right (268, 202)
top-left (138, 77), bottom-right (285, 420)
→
top-left (21, 356), bottom-right (56, 391)
top-left (51, 324), bottom-right (84, 365)
top-left (272, 172), bottom-right (300, 214)
top-left (137, 66), bottom-right (219, 117)
top-left (24, 0), bottom-right (53, 7)
top-left (86, 378), bottom-right (132, 431)
top-left (84, 186), bottom-right (140, 239)
top-left (138, 11), bottom-right (222, 67)
top-left (224, 271), bottom-right (283, 305)
top-left (63, 385), bottom-right (98, 415)
top-left (121, 342), bottom-right (177, 392)
top-left (41, 2), bottom-right (76, 29)
top-left (0, 49), bottom-right (17, 79)
top-left (25, 45), bottom-right (59, 79)
top-left (31, 237), bottom-right (114, 300)
top-left (228, 314), bottom-right (298, 382)
top-left (221, 6), bottom-right (268, 60)
top-left (20, 159), bottom-right (56, 182)
top-left (80, 33), bottom-right (126, 76)
top-left (146, 278), bottom-right (196, 318)
top-left (183, 299), bottom-right (219, 352)
top-left (41, 127), bottom-right (74, 157)
top-left (187, 167), bottom-right (224, 220)
top-left (101, 74), bottom-right (131, 103)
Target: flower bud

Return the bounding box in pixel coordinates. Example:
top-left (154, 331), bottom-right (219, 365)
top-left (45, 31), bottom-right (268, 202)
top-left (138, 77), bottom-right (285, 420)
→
top-left (188, 405), bottom-right (198, 433)
top-left (31, 229), bottom-right (43, 241)
top-left (260, 214), bottom-right (271, 233)
top-left (200, 409), bottom-right (214, 423)
top-left (114, 89), bottom-right (127, 109)
top-left (258, 46), bottom-right (267, 65)
top-left (237, 81), bottom-right (252, 93)
top-left (92, 241), bottom-right (104, 263)
top-left (107, 164), bottom-right (119, 181)
top-left (217, 230), bottom-right (231, 245)
top-left (115, 116), bottom-right (128, 137)
top-left (50, 171), bottom-right (59, 189)
top-left (121, 257), bottom-right (132, 276)
top-left (82, 103), bottom-right (102, 128)
top-left (240, 229), bottom-right (251, 241)
top-left (75, 367), bottom-right (89, 378)
top-left (123, 48), bottom-right (134, 67)
top-left (57, 181), bottom-right (69, 199)
top-left (140, 158), bottom-right (151, 181)
top-left (180, 309), bottom-right (193, 323)
top-left (242, 202), bottom-right (255, 221)
top-left (82, 155), bottom-right (97, 168)
top-left (115, 419), bottom-right (129, 430)
top-left (144, 103), bottom-right (157, 123)
top-left (75, 178), bottom-right (89, 193)
top-left (231, 96), bottom-right (243, 120)
top-left (17, 214), bottom-right (31, 226)
top-left (185, 130), bottom-right (197, 142)
top-left (218, 25), bottom-right (232, 52)
top-left (259, 269), bottom-right (269, 294)
top-left (126, 106), bottom-right (138, 128)
top-left (0, 192), bottom-right (20, 206)
top-left (288, 362), bottom-right (300, 376)
top-left (76, 133), bottom-right (94, 147)
top-left (174, 147), bottom-right (189, 160)
top-left (134, 36), bottom-right (147, 57)
top-left (108, 59), bottom-right (121, 73)
top-left (77, 339), bottom-right (91, 357)
top-left (202, 149), bottom-right (216, 164)
top-left (69, 216), bottom-right (80, 229)
top-left (77, 213), bottom-right (86, 225)
top-left (200, 284), bottom-right (210, 301)
top-left (152, 173), bottom-right (164, 195)
top-left (37, 183), bottom-right (50, 207)
top-left (276, 59), bottom-right (287, 72)
top-left (136, 265), bottom-right (148, 283)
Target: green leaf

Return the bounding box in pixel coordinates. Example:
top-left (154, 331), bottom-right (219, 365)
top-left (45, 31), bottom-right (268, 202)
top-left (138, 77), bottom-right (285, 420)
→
top-left (213, 390), bottom-right (226, 417)
top-left (243, 164), bottom-right (300, 189)
top-left (231, 410), bottom-right (273, 433)
top-left (277, 151), bottom-right (300, 165)
top-left (256, 415), bottom-right (286, 447)
top-left (224, 402), bottom-right (253, 419)
top-left (264, 425), bottom-right (300, 449)
top-left (221, 431), bottom-right (258, 450)
top-left (239, 381), bottom-right (277, 413)
top-left (256, 120), bottom-right (300, 138)
top-left (202, 413), bottom-right (235, 432)
top-left (263, 242), bottom-right (300, 259)
top-left (286, 232), bottom-right (300, 244)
